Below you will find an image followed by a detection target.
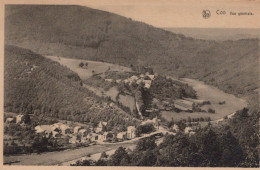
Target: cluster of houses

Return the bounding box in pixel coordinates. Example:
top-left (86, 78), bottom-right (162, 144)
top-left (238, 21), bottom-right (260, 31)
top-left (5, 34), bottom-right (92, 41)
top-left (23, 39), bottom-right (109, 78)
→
top-left (34, 121), bottom-right (137, 144)
top-left (171, 124), bottom-right (196, 135)
top-left (105, 72), bottom-right (155, 89)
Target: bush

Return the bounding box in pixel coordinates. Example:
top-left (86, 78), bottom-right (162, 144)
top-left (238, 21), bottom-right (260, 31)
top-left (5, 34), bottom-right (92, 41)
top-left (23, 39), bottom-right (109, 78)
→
top-left (79, 62), bottom-right (84, 67)
top-left (218, 101), bottom-right (226, 105)
top-left (136, 123), bottom-right (155, 137)
top-left (208, 108), bottom-right (215, 113)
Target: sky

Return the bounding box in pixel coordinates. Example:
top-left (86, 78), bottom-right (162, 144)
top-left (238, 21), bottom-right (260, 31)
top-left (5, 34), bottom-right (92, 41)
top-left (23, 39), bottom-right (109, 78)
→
top-left (83, 0), bottom-right (260, 28)
top-left (3, 0), bottom-right (260, 28)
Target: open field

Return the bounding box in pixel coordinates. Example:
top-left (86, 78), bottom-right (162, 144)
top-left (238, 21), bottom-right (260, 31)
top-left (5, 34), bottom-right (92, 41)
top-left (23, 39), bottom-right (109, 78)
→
top-left (161, 78), bottom-right (247, 121)
top-left (118, 94), bottom-right (136, 112)
top-left (45, 56), bottom-right (132, 80)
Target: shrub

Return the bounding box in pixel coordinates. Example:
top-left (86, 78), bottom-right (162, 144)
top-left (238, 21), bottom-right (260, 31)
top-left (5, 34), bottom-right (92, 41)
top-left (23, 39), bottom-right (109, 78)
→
top-left (208, 108), bottom-right (215, 113)
top-left (218, 101), bottom-right (226, 105)
top-left (79, 62), bottom-right (84, 67)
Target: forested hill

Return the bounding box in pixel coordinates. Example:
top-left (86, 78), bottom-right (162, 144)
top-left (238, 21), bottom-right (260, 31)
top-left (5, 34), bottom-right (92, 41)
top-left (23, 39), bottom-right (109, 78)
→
top-left (5, 5), bottom-right (259, 96)
top-left (4, 45), bottom-right (139, 129)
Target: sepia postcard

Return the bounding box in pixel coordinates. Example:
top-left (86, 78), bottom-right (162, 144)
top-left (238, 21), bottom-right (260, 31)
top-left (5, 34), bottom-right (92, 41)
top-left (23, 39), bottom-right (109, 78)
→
top-left (1, 0), bottom-right (259, 169)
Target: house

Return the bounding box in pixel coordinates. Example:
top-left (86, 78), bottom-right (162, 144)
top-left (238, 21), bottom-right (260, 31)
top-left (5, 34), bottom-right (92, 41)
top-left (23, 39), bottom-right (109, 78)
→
top-left (35, 125), bottom-right (46, 134)
top-left (171, 124), bottom-right (179, 133)
top-left (102, 132), bottom-right (109, 141)
top-left (129, 75), bottom-right (138, 81)
top-left (51, 123), bottom-right (61, 132)
top-left (79, 129), bottom-right (88, 137)
top-left (117, 132), bottom-right (127, 140)
top-left (52, 131), bottom-right (62, 138)
top-left (141, 117), bottom-right (159, 130)
top-left (16, 115), bottom-right (24, 124)
top-left (5, 118), bottom-right (15, 123)
top-left (81, 137), bottom-right (89, 143)
top-left (143, 80), bottom-right (152, 89)
top-left (90, 133), bottom-right (99, 142)
top-left (69, 136), bottom-right (80, 144)
top-left (95, 121), bottom-right (107, 133)
top-left (74, 126), bottom-right (83, 134)
top-left (60, 124), bottom-right (71, 134)
top-left (136, 78), bottom-right (143, 85)
top-left (35, 125), bottom-right (53, 137)
top-left (127, 126), bottom-right (136, 139)
top-left (105, 79), bottom-right (113, 82)
top-left (184, 126), bottom-right (195, 135)
top-left (116, 79), bottom-right (122, 83)
top-left (147, 75), bottom-right (155, 80)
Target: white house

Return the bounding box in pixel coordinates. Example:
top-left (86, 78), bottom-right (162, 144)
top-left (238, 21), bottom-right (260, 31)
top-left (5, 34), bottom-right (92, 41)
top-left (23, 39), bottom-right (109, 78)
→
top-left (147, 75), bottom-right (155, 80)
top-left (79, 129), bottom-right (88, 137)
top-left (95, 121), bottom-right (107, 133)
top-left (60, 124), bottom-right (71, 134)
top-left (69, 136), bottom-right (80, 144)
top-left (127, 126), bottom-right (136, 139)
top-left (171, 124), bottom-right (179, 133)
top-left (74, 126), bottom-right (83, 134)
top-left (5, 118), bottom-right (15, 123)
top-left (184, 126), bottom-right (195, 135)
top-left (16, 115), bottom-right (24, 124)
top-left (141, 117), bottom-right (159, 130)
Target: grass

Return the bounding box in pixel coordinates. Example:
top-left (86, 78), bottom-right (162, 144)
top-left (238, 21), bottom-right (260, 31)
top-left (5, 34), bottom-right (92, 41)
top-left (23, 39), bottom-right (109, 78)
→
top-left (4, 141), bottom-right (137, 165)
top-left (161, 78), bottom-right (247, 121)
top-left (45, 56), bottom-right (132, 80)
top-left (118, 94), bottom-right (136, 112)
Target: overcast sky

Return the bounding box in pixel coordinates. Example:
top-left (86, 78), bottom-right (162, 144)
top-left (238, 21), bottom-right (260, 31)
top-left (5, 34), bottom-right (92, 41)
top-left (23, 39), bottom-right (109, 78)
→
top-left (82, 0), bottom-right (260, 28)
top-left (4, 0), bottom-right (260, 29)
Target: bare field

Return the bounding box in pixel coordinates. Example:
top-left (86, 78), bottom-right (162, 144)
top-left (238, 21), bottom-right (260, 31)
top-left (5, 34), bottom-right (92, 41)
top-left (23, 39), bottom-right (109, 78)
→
top-left (162, 78), bottom-right (247, 121)
top-left (118, 94), bottom-right (136, 112)
top-left (45, 56), bottom-right (132, 80)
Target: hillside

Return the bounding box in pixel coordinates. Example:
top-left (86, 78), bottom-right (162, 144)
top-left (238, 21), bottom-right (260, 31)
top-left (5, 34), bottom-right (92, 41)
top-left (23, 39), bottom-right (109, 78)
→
top-left (4, 45), bottom-right (139, 129)
top-left (5, 5), bottom-right (259, 96)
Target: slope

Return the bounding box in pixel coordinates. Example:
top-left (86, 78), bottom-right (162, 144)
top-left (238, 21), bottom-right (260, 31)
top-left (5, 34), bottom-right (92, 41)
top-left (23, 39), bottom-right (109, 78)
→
top-left (4, 45), bottom-right (139, 129)
top-left (5, 5), bottom-right (259, 96)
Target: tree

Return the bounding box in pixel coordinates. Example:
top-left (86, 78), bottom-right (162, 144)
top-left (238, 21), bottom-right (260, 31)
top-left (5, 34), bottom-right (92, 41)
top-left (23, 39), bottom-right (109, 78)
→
top-left (71, 160), bottom-right (91, 166)
top-left (136, 137), bottom-right (156, 151)
top-left (109, 147), bottom-right (130, 166)
top-left (135, 123), bottom-right (155, 137)
top-left (101, 151), bottom-right (108, 159)
top-left (22, 114), bottom-right (31, 124)
top-left (79, 62), bottom-right (84, 67)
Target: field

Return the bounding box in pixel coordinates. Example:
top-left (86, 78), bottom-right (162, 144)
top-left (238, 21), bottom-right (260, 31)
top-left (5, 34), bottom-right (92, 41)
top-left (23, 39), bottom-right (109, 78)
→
top-left (4, 141), bottom-right (137, 165)
top-left (118, 94), bottom-right (136, 112)
top-left (45, 56), bottom-right (132, 80)
top-left (161, 78), bottom-right (247, 121)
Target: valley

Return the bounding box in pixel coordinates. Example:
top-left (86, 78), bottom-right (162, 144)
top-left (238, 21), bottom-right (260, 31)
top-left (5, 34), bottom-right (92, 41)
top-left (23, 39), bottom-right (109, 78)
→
top-left (3, 4), bottom-right (259, 167)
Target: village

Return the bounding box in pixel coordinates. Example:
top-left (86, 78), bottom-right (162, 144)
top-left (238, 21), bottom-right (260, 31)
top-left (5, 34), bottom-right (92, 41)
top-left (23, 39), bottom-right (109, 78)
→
top-left (5, 112), bottom-right (198, 148)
